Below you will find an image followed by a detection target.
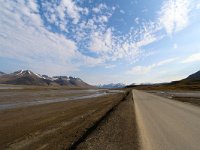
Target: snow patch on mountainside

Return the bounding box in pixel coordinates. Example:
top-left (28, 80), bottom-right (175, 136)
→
top-left (98, 83), bottom-right (126, 89)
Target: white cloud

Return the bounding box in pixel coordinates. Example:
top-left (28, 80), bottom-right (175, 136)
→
top-left (136, 34), bottom-right (157, 48)
top-left (27, 0), bottom-right (39, 13)
top-left (112, 6), bottom-right (116, 11)
top-left (134, 17), bottom-right (139, 24)
top-left (62, 0), bottom-right (80, 23)
top-left (42, 0), bottom-right (89, 31)
top-left (92, 7), bottom-right (100, 13)
top-left (159, 0), bottom-right (191, 35)
top-left (89, 28), bottom-right (113, 53)
top-left (128, 66), bottom-right (152, 75)
top-left (40, 1), bottom-right (163, 64)
top-left (181, 52), bottom-right (200, 63)
top-left (127, 58), bottom-right (177, 75)
top-left (1, 0), bottom-right (194, 77)
top-left (88, 17), bottom-right (163, 62)
top-left (156, 58), bottom-right (177, 66)
top-left (79, 55), bottom-right (104, 67)
top-left (0, 0), bottom-right (98, 75)
top-left (98, 15), bottom-right (109, 22)
top-left (92, 3), bottom-right (107, 13)
top-left (120, 10), bottom-right (125, 14)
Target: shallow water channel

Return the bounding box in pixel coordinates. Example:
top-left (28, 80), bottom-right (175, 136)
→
top-left (0, 89), bottom-right (124, 110)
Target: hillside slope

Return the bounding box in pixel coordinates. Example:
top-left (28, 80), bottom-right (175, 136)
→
top-left (0, 70), bottom-right (92, 87)
top-left (127, 70), bottom-right (200, 90)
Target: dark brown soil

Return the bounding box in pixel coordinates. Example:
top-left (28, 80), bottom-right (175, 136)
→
top-left (172, 97), bottom-right (200, 106)
top-left (76, 92), bottom-right (139, 150)
top-left (0, 92), bottom-right (126, 150)
top-left (147, 90), bottom-right (200, 107)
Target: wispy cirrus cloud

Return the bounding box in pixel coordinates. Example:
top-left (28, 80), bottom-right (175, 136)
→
top-left (127, 58), bottom-right (177, 75)
top-left (159, 0), bottom-right (191, 35)
top-left (181, 52), bottom-right (200, 63)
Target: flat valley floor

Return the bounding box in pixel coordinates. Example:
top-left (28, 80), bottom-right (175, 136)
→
top-left (1, 85), bottom-right (200, 150)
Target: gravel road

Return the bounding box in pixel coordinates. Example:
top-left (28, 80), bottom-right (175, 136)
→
top-left (133, 90), bottom-right (200, 150)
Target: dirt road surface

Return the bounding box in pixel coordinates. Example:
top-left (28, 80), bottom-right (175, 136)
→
top-left (133, 90), bottom-right (200, 150)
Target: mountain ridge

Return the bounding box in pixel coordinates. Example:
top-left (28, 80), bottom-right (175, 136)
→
top-left (0, 70), bottom-right (92, 88)
top-left (185, 70), bottom-right (200, 80)
top-left (98, 83), bottom-right (126, 89)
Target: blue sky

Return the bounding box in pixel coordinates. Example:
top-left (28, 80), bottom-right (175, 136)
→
top-left (0, 0), bottom-right (200, 85)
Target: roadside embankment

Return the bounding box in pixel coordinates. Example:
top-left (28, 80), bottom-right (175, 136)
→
top-left (75, 90), bottom-right (139, 150)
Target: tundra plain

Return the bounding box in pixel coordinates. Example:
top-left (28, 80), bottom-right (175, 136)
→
top-left (1, 84), bottom-right (200, 150)
top-left (0, 85), bottom-right (128, 149)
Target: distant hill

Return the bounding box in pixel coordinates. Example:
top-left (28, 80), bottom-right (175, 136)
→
top-left (0, 70), bottom-right (92, 88)
top-left (0, 71), bottom-right (6, 76)
top-left (169, 70), bottom-right (200, 86)
top-left (98, 83), bottom-right (126, 89)
top-left (185, 70), bottom-right (200, 81)
top-left (126, 70), bottom-right (200, 90)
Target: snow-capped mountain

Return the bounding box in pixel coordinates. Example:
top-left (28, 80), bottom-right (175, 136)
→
top-left (0, 70), bottom-right (50, 85)
top-left (98, 83), bottom-right (126, 89)
top-left (0, 70), bottom-right (92, 87)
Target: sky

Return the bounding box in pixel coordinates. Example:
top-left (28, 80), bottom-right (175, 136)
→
top-left (0, 0), bottom-right (200, 85)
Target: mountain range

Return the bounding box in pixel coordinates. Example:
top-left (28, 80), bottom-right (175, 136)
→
top-left (0, 70), bottom-right (92, 88)
top-left (98, 83), bottom-right (126, 89)
top-left (1, 70), bottom-right (199, 89)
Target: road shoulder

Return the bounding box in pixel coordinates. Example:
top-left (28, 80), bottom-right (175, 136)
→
top-left (76, 91), bottom-right (139, 150)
